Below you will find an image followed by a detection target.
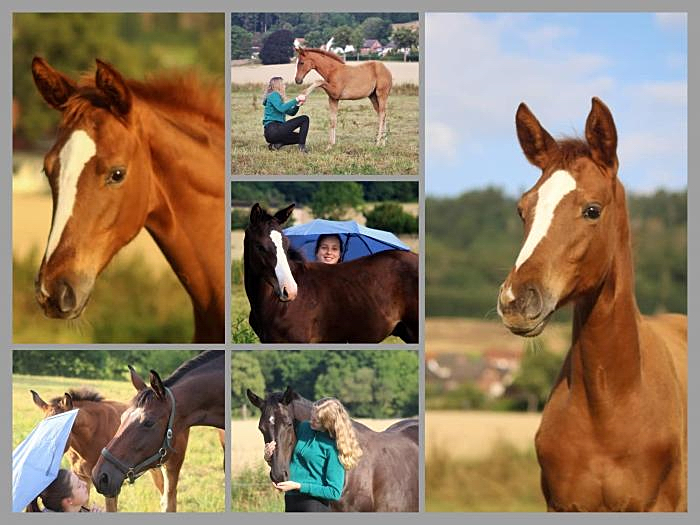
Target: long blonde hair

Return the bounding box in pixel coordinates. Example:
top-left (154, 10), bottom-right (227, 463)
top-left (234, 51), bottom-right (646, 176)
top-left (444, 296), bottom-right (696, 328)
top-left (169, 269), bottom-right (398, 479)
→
top-left (312, 398), bottom-right (362, 470)
top-left (263, 76), bottom-right (286, 103)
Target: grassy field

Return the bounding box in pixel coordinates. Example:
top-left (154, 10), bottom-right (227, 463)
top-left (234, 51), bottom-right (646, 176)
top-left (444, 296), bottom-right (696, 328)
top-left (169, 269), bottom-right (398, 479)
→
top-left (232, 417), bottom-right (403, 512)
top-left (425, 410), bottom-right (544, 512)
top-left (13, 374), bottom-right (224, 512)
top-left (231, 83), bottom-right (419, 175)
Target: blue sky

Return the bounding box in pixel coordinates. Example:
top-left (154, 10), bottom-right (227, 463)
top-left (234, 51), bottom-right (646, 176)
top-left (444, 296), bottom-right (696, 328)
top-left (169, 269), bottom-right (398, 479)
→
top-left (425, 13), bottom-right (687, 197)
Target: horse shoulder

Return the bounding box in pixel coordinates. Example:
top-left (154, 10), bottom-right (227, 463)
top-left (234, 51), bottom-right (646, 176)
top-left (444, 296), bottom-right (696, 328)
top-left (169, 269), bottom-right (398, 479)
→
top-left (639, 313), bottom-right (687, 396)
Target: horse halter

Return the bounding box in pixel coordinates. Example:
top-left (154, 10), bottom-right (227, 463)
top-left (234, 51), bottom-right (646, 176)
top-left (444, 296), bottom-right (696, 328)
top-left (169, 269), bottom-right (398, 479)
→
top-left (100, 387), bottom-right (176, 484)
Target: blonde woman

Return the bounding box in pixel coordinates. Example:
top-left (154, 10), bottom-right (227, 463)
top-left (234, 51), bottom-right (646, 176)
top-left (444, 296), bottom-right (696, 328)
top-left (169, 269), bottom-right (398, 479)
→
top-left (262, 76), bottom-right (310, 152)
top-left (265, 397), bottom-right (362, 512)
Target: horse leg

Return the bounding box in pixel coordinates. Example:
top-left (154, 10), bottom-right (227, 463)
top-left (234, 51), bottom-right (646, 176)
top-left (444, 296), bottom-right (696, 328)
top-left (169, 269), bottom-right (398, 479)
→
top-left (149, 466), bottom-right (165, 497)
top-left (161, 428), bottom-right (190, 512)
top-left (303, 80), bottom-right (325, 97)
top-left (328, 97), bottom-right (339, 145)
top-left (371, 92), bottom-right (388, 146)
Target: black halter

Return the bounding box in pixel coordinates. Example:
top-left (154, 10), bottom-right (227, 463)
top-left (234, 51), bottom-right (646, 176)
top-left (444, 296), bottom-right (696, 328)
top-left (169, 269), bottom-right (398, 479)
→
top-left (100, 387), bottom-right (176, 485)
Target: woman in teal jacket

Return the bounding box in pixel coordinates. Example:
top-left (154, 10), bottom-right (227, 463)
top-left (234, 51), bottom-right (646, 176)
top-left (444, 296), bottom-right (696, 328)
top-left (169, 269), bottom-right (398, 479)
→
top-left (262, 76), bottom-right (310, 152)
top-left (265, 398), bottom-right (362, 512)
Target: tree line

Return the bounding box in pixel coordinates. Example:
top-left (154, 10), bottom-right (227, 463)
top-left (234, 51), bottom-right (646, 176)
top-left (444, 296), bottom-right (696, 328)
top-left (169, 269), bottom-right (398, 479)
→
top-left (427, 188), bottom-right (687, 318)
top-left (232, 351), bottom-right (419, 419)
top-left (231, 13), bottom-right (418, 62)
top-left (231, 181), bottom-right (419, 233)
top-left (13, 350), bottom-right (201, 381)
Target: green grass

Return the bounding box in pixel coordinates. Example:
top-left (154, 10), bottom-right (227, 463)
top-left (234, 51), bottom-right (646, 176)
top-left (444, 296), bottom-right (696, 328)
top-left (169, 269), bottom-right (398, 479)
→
top-left (13, 251), bottom-right (193, 344)
top-left (231, 84), bottom-right (419, 175)
top-left (231, 466), bottom-right (284, 512)
top-left (426, 440), bottom-right (545, 512)
top-left (13, 373), bottom-right (224, 512)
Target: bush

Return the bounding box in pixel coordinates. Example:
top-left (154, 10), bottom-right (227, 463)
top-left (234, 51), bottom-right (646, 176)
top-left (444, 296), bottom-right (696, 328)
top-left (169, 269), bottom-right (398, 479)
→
top-left (260, 29), bottom-right (294, 65)
top-left (365, 202), bottom-right (418, 234)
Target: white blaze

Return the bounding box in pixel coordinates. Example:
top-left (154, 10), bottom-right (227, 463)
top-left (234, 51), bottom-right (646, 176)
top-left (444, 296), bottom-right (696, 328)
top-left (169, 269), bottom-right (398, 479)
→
top-left (44, 130), bottom-right (96, 263)
top-left (269, 230), bottom-right (298, 297)
top-left (515, 170), bottom-right (576, 270)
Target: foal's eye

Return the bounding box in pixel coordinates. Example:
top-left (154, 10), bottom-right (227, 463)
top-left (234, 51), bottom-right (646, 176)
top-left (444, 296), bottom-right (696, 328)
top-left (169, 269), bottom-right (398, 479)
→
top-left (143, 419), bottom-right (155, 428)
top-left (107, 167), bottom-right (126, 184)
top-left (583, 204), bottom-right (602, 220)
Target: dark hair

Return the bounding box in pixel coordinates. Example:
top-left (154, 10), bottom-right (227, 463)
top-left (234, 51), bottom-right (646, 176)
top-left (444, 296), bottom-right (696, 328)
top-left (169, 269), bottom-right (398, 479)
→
top-left (26, 469), bottom-right (73, 512)
top-left (314, 234), bottom-right (344, 259)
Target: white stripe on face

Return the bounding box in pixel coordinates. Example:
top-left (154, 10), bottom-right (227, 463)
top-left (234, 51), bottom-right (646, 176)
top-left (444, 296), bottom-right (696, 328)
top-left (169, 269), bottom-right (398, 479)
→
top-left (515, 169), bottom-right (577, 270)
top-left (269, 230), bottom-right (298, 297)
top-left (44, 130), bottom-right (96, 263)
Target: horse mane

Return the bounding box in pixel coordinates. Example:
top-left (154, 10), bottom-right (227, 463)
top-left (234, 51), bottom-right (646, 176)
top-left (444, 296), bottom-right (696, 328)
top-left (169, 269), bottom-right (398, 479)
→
top-left (50, 388), bottom-right (104, 404)
top-left (287, 245), bottom-right (307, 264)
top-left (164, 350), bottom-right (222, 387)
top-left (62, 70), bottom-right (224, 127)
top-left (305, 48), bottom-right (345, 64)
top-left (556, 137), bottom-right (592, 165)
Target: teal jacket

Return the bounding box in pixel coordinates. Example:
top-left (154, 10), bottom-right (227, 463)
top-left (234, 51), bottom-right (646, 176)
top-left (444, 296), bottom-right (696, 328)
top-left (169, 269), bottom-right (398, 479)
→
top-left (289, 421), bottom-right (345, 501)
top-left (263, 91), bottom-right (300, 127)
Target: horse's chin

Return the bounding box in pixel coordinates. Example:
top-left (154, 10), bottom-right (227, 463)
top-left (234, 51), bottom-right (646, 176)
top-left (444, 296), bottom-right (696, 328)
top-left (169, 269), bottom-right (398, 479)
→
top-left (503, 311), bottom-right (553, 338)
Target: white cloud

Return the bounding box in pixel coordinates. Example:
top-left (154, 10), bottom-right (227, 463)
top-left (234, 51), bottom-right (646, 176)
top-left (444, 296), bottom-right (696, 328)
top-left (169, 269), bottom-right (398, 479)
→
top-left (637, 82), bottom-right (687, 106)
top-left (426, 121), bottom-right (459, 161)
top-left (655, 13), bottom-right (687, 31)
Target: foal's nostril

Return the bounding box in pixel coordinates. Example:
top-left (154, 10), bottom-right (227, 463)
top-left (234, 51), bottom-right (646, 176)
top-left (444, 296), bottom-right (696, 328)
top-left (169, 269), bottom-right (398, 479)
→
top-left (524, 286), bottom-right (543, 319)
top-left (56, 280), bottom-right (76, 313)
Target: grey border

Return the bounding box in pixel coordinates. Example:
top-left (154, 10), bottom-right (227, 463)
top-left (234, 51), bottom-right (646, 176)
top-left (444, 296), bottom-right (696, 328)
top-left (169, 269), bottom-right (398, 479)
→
top-left (3, 1), bottom-right (696, 525)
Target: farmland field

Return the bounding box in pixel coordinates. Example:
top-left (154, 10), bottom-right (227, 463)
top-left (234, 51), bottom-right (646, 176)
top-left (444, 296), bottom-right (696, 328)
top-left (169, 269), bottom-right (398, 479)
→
top-left (426, 410), bottom-right (544, 512)
top-left (13, 374), bottom-right (224, 512)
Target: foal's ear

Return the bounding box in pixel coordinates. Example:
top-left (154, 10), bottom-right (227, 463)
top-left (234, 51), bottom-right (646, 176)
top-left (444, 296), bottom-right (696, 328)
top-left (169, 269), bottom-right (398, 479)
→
top-left (31, 57), bottom-right (77, 110)
top-left (149, 370), bottom-right (166, 400)
top-left (246, 389), bottom-right (264, 409)
top-left (274, 204), bottom-right (295, 225)
top-left (61, 393), bottom-right (74, 411)
top-left (282, 386), bottom-right (297, 405)
top-left (250, 203), bottom-right (265, 225)
top-left (585, 97), bottom-right (618, 171)
top-left (129, 365), bottom-right (148, 391)
top-left (95, 59), bottom-right (132, 118)
top-left (30, 390), bottom-right (48, 411)
top-left (515, 103), bottom-right (560, 170)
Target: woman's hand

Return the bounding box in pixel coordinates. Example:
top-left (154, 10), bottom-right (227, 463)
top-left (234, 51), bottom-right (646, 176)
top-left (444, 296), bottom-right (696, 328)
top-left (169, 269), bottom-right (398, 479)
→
top-left (273, 480), bottom-right (302, 492)
top-left (296, 94), bottom-right (306, 105)
top-left (264, 441), bottom-right (276, 463)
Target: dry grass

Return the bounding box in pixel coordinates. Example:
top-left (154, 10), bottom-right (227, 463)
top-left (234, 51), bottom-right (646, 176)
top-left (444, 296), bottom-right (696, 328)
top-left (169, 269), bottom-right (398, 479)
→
top-left (231, 84), bottom-right (418, 175)
top-left (426, 317), bottom-right (571, 356)
top-left (426, 410), bottom-right (541, 460)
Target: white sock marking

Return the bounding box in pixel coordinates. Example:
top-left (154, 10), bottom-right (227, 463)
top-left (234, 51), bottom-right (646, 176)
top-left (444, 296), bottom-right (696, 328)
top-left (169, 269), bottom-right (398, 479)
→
top-left (515, 170), bottom-right (576, 270)
top-left (44, 130), bottom-right (96, 263)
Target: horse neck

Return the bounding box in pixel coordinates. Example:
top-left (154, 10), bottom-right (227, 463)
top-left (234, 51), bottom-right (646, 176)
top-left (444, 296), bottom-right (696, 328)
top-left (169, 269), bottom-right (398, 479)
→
top-left (69, 401), bottom-right (122, 463)
top-left (291, 396), bottom-right (313, 420)
top-left (311, 53), bottom-right (341, 80)
top-left (137, 99), bottom-right (225, 333)
top-left (169, 364), bottom-right (224, 429)
top-left (569, 184), bottom-right (643, 409)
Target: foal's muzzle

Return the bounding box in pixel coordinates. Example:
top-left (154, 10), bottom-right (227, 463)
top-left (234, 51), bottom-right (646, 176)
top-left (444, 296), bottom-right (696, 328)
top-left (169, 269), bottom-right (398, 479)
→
top-left (497, 282), bottom-right (554, 337)
top-left (35, 272), bottom-right (93, 319)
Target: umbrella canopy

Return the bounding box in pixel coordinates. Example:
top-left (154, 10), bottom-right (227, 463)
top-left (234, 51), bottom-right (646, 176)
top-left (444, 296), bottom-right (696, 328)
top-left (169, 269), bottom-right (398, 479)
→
top-left (283, 219), bottom-right (410, 262)
top-left (12, 409), bottom-right (78, 512)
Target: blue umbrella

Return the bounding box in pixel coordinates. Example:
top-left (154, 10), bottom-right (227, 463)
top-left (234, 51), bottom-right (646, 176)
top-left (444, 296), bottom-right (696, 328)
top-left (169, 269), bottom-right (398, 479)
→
top-left (283, 219), bottom-right (410, 262)
top-left (12, 409), bottom-right (79, 512)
